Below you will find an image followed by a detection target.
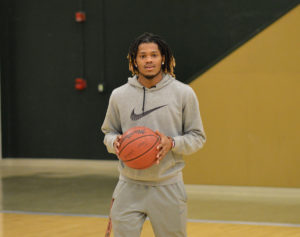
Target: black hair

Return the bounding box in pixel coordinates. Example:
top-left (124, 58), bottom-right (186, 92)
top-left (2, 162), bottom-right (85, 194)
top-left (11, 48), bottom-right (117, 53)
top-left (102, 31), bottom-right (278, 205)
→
top-left (127, 32), bottom-right (176, 77)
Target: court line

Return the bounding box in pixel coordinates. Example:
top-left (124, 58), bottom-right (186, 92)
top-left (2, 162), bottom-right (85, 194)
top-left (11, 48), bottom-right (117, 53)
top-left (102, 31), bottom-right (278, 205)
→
top-left (1, 210), bottom-right (300, 228)
top-left (188, 218), bottom-right (300, 228)
top-left (0, 210), bottom-right (107, 218)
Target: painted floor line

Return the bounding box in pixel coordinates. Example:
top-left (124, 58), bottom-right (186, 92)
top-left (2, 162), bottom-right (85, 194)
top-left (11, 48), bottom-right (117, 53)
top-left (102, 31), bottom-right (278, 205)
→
top-left (1, 210), bottom-right (300, 228)
top-left (0, 210), bottom-right (107, 218)
top-left (188, 218), bottom-right (300, 228)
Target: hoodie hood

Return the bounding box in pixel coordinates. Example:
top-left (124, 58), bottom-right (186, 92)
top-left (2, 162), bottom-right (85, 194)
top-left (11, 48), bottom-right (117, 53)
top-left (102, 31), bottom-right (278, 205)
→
top-left (127, 73), bottom-right (174, 114)
top-left (128, 73), bottom-right (174, 91)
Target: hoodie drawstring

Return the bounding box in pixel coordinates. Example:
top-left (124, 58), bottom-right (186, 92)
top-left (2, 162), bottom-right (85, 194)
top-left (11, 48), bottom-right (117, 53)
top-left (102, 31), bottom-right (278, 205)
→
top-left (142, 87), bottom-right (146, 114)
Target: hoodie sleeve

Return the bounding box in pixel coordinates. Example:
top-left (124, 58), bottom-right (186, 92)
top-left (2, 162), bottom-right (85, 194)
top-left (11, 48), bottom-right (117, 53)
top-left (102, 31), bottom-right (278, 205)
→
top-left (172, 87), bottom-right (206, 155)
top-left (101, 90), bottom-right (122, 154)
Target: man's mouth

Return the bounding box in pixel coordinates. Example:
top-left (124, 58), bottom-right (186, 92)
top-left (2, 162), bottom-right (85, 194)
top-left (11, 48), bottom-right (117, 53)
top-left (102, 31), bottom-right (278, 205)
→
top-left (145, 65), bottom-right (154, 69)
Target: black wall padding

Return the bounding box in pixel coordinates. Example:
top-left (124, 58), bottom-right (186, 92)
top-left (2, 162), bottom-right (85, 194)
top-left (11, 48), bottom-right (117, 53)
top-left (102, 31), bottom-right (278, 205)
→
top-left (0, 0), bottom-right (298, 159)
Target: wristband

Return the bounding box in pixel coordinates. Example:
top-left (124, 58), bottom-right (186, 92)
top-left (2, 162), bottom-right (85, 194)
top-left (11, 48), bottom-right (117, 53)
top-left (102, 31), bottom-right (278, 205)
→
top-left (168, 136), bottom-right (175, 148)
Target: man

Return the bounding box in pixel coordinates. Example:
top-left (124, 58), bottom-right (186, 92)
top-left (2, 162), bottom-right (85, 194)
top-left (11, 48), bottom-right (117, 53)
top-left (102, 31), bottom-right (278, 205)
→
top-left (101, 32), bottom-right (206, 237)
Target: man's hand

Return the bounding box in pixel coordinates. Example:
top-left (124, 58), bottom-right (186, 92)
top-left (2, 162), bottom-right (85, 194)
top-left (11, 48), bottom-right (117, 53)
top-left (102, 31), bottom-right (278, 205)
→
top-left (155, 131), bottom-right (173, 164)
top-left (113, 135), bottom-right (122, 157)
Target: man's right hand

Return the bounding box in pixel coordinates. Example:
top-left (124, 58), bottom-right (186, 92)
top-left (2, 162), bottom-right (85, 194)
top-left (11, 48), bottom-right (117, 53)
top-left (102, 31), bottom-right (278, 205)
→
top-left (113, 135), bottom-right (122, 157)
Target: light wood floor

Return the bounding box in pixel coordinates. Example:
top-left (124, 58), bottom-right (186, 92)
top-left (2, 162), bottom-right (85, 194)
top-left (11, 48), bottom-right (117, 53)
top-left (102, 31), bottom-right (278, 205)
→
top-left (1, 158), bottom-right (300, 236)
top-left (2, 213), bottom-right (300, 237)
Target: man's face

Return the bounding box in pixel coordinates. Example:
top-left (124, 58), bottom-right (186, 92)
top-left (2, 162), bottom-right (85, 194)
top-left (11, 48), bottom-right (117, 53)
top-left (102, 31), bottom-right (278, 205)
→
top-left (135, 42), bottom-right (164, 80)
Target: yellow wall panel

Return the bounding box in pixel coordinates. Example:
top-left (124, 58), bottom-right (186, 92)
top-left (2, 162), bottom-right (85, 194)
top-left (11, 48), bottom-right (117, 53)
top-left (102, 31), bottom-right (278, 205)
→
top-left (184, 6), bottom-right (300, 187)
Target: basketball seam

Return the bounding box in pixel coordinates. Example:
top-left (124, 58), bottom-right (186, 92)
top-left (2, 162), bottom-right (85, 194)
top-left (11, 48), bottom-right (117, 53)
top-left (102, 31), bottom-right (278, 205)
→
top-left (119, 134), bottom-right (156, 154)
top-left (120, 135), bottom-right (160, 162)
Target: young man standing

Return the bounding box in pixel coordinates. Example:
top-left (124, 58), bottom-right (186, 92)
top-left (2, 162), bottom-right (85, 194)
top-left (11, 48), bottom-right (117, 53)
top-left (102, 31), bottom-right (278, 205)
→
top-left (101, 32), bottom-right (206, 237)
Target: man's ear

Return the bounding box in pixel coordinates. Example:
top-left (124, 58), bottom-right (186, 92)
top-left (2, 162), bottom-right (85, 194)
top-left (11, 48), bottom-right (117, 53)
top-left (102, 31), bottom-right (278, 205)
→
top-left (162, 55), bottom-right (165, 65)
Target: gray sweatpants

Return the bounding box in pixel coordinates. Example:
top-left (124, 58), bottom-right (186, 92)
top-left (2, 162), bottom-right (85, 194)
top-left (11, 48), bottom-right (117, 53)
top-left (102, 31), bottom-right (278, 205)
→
top-left (110, 180), bottom-right (187, 237)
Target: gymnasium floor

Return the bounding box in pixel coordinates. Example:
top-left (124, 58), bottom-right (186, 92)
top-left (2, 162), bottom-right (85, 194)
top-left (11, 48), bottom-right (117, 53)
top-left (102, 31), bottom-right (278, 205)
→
top-left (1, 159), bottom-right (300, 237)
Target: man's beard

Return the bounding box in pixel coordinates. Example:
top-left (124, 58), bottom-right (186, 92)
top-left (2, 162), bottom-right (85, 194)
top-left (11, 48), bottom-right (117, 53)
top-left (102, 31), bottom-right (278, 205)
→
top-left (140, 69), bottom-right (162, 80)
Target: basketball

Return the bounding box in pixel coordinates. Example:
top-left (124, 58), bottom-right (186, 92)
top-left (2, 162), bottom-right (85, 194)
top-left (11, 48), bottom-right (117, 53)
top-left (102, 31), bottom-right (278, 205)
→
top-left (118, 126), bottom-right (160, 169)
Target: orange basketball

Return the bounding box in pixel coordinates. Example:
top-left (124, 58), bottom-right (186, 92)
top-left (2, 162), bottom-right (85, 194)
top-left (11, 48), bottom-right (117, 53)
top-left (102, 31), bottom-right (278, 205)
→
top-left (118, 126), bottom-right (160, 169)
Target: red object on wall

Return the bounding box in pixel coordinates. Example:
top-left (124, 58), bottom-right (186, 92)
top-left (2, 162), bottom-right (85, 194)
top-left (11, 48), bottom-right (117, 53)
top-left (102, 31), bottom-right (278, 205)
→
top-left (75, 11), bottom-right (86, 22)
top-left (75, 78), bottom-right (87, 90)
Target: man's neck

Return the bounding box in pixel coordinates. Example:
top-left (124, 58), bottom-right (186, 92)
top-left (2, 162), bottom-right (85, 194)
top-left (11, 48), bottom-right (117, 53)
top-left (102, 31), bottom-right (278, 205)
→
top-left (138, 72), bottom-right (163, 88)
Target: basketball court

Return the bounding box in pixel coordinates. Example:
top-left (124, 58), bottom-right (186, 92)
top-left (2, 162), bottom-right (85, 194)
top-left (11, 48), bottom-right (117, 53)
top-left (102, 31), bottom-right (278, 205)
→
top-left (1, 159), bottom-right (300, 236)
top-left (1, 2), bottom-right (299, 237)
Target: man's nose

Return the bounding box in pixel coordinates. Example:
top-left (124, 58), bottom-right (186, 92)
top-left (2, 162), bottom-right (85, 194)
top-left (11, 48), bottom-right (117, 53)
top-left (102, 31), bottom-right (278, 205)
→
top-left (145, 56), bottom-right (152, 62)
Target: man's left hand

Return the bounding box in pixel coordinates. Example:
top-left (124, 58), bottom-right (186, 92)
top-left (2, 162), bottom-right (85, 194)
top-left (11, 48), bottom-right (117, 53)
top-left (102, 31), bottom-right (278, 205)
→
top-left (155, 130), bottom-right (173, 164)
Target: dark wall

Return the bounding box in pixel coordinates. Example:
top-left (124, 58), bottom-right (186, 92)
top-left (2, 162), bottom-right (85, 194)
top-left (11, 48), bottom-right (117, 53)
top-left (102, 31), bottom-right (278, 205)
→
top-left (1, 0), bottom-right (109, 158)
top-left (1, 0), bottom-right (298, 159)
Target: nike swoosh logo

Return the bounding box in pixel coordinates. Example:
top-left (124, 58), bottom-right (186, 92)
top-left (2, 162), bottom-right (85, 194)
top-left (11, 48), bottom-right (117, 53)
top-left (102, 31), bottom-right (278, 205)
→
top-left (130, 105), bottom-right (167, 121)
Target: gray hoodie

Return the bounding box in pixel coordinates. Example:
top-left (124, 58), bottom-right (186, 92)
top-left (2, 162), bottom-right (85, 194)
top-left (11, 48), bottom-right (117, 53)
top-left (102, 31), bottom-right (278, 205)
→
top-left (101, 73), bottom-right (206, 185)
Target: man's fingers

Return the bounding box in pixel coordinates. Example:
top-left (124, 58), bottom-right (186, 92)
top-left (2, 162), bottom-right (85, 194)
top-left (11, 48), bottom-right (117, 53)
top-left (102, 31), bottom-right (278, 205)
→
top-left (157, 144), bottom-right (162, 151)
top-left (116, 135), bottom-right (122, 142)
top-left (156, 151), bottom-right (166, 164)
top-left (115, 145), bottom-right (120, 152)
top-left (154, 130), bottom-right (171, 165)
top-left (114, 135), bottom-right (123, 155)
top-left (156, 154), bottom-right (163, 164)
top-left (155, 130), bottom-right (163, 137)
top-left (156, 148), bottom-right (167, 159)
top-left (115, 135), bottom-right (122, 147)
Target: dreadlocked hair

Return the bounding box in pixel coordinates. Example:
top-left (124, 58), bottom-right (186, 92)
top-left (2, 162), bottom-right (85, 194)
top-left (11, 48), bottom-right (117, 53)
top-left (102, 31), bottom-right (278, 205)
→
top-left (127, 32), bottom-right (176, 77)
